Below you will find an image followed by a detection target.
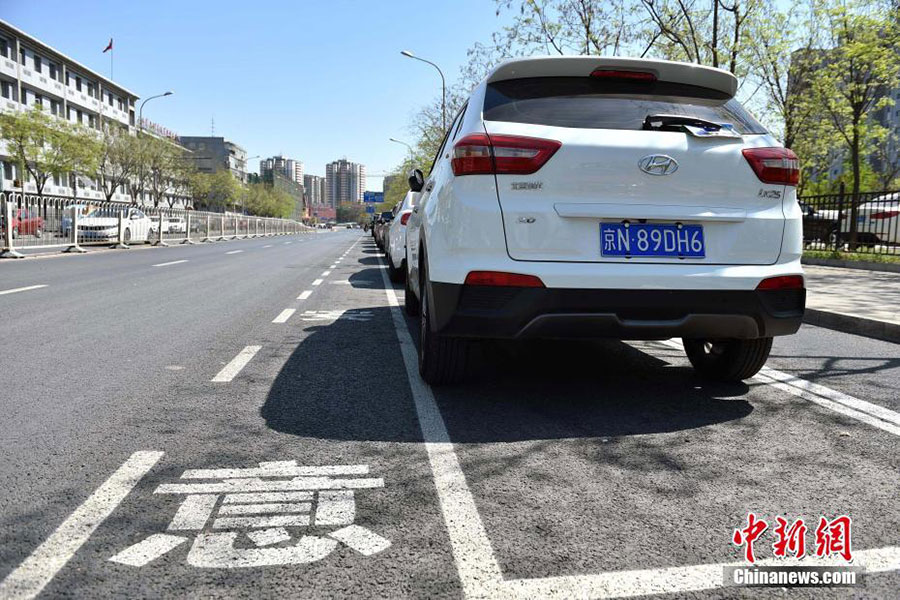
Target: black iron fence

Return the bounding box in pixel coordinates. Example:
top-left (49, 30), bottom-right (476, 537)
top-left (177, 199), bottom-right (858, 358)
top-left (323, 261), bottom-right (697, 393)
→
top-left (798, 187), bottom-right (900, 255)
top-left (0, 191), bottom-right (312, 257)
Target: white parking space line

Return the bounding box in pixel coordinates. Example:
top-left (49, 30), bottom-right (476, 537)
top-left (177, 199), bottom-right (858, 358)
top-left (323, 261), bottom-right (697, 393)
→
top-left (211, 346), bottom-right (262, 382)
top-left (312, 279), bottom-right (323, 286)
top-left (0, 451), bottom-right (163, 600)
top-left (377, 260), bottom-right (900, 599)
top-left (658, 340), bottom-right (900, 438)
top-left (225, 250), bottom-right (243, 255)
top-left (272, 309), bottom-right (296, 324)
top-left (0, 284), bottom-right (47, 296)
top-left (297, 290), bottom-right (313, 300)
top-left (152, 260), bottom-right (188, 268)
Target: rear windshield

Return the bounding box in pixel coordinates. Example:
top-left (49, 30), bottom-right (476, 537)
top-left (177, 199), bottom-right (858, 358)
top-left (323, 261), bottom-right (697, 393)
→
top-left (484, 77), bottom-right (767, 134)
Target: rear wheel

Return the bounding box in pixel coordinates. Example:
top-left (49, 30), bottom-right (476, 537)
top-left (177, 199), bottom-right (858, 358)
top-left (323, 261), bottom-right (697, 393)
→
top-left (11, 226), bottom-right (18, 239)
top-left (124, 228), bottom-right (132, 243)
top-left (404, 260), bottom-right (419, 317)
top-left (683, 337), bottom-right (772, 381)
top-left (387, 254), bottom-right (403, 283)
top-left (418, 259), bottom-right (468, 385)
top-left (34, 227), bottom-right (42, 238)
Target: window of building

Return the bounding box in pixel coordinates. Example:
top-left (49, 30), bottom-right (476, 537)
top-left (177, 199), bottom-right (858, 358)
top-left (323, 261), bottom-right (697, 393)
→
top-left (49, 62), bottom-right (56, 80)
top-left (34, 55), bottom-right (41, 73)
top-left (117, 98), bottom-right (124, 111)
top-left (20, 48), bottom-right (25, 65)
top-left (75, 76), bottom-right (82, 92)
top-left (34, 94), bottom-right (42, 108)
top-left (77, 109), bottom-right (83, 123)
top-left (88, 114), bottom-right (96, 129)
top-left (20, 88), bottom-right (28, 105)
top-left (0, 38), bottom-right (8, 59)
top-left (87, 82), bottom-right (94, 97)
top-left (108, 92), bottom-right (114, 106)
top-left (50, 99), bottom-right (60, 116)
top-left (53, 172), bottom-right (63, 186)
top-left (3, 162), bottom-right (15, 181)
top-left (1, 80), bottom-right (11, 100)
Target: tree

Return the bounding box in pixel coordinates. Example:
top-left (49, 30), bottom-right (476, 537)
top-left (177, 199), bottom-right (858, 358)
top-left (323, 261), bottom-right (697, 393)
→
top-left (95, 122), bottom-right (142, 202)
top-left (206, 170), bottom-right (241, 211)
top-left (144, 137), bottom-right (184, 208)
top-left (809, 4), bottom-right (900, 246)
top-left (0, 106), bottom-right (99, 200)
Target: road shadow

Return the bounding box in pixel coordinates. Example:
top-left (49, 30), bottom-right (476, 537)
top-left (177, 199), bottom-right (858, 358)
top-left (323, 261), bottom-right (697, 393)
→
top-left (261, 298), bottom-right (753, 443)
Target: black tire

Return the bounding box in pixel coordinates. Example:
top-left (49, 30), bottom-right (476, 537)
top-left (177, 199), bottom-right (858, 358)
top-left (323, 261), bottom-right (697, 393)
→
top-left (11, 227), bottom-right (17, 240)
top-left (124, 228), bottom-right (132, 243)
top-left (34, 227), bottom-right (42, 238)
top-left (683, 337), bottom-right (773, 381)
top-left (418, 256), bottom-right (468, 385)
top-left (387, 256), bottom-right (403, 283)
top-left (404, 260), bottom-right (419, 317)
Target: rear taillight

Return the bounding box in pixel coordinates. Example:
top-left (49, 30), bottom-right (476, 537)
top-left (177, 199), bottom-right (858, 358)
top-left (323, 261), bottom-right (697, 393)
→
top-left (400, 212), bottom-right (411, 225)
top-left (870, 211), bottom-right (900, 220)
top-left (464, 271), bottom-right (545, 288)
top-left (590, 69), bottom-right (657, 82)
top-left (756, 275), bottom-right (804, 291)
top-left (742, 147), bottom-right (800, 186)
top-left (451, 133), bottom-right (561, 176)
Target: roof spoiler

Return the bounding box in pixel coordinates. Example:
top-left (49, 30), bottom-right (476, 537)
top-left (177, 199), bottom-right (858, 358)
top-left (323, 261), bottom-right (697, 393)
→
top-left (486, 56), bottom-right (738, 99)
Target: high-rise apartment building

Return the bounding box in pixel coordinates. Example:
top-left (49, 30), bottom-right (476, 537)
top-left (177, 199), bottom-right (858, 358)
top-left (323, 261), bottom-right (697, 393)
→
top-left (325, 158), bottom-right (366, 206)
top-left (260, 155), bottom-right (303, 185)
top-left (303, 174), bottom-right (326, 206)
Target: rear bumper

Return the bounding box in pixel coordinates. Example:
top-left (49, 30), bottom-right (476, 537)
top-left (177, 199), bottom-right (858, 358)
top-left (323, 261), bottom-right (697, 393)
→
top-left (429, 284), bottom-right (805, 340)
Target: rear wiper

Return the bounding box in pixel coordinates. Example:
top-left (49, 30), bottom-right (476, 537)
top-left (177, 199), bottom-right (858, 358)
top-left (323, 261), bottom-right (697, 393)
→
top-left (642, 114), bottom-right (742, 138)
top-left (643, 114), bottom-right (722, 131)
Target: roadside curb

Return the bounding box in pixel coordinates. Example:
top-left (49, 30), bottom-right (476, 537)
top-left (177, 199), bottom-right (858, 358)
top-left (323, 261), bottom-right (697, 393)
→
top-left (804, 308), bottom-right (900, 344)
top-left (802, 256), bottom-right (900, 273)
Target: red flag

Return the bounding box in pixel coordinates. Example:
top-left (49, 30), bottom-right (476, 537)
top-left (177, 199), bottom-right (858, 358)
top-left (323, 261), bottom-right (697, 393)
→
top-left (103, 38), bottom-right (113, 53)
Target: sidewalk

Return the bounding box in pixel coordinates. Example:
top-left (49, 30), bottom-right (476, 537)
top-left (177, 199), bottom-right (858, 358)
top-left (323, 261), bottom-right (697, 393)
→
top-left (803, 265), bottom-right (900, 343)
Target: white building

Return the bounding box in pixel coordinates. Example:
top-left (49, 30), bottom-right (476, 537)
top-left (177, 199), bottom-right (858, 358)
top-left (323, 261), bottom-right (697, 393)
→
top-left (325, 158), bottom-right (366, 206)
top-left (261, 155), bottom-right (303, 185)
top-left (0, 19), bottom-right (140, 203)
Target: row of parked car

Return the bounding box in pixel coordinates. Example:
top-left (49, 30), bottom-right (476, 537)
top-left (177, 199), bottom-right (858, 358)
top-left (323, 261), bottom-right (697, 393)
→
top-left (800, 193), bottom-right (900, 246)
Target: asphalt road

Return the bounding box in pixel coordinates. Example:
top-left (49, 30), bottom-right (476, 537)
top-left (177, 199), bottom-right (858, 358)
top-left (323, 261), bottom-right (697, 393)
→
top-left (0, 230), bottom-right (898, 599)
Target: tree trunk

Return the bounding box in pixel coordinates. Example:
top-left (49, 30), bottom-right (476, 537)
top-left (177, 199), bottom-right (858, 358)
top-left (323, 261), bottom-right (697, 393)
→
top-left (848, 126), bottom-right (861, 250)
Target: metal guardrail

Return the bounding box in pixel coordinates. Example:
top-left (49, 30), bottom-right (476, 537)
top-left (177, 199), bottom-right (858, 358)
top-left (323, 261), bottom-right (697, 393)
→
top-left (799, 188), bottom-right (900, 255)
top-left (0, 191), bottom-right (313, 258)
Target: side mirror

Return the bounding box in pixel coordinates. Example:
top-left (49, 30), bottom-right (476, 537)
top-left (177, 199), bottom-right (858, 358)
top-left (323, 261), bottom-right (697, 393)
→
top-left (408, 169), bottom-right (424, 192)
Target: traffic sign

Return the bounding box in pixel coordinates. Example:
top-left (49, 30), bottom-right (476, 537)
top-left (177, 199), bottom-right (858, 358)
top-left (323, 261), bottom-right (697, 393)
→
top-left (363, 192), bottom-right (383, 203)
top-left (365, 205), bottom-right (375, 214)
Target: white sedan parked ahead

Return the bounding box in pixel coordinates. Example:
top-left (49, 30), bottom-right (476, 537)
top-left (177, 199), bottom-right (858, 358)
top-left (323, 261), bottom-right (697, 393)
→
top-left (386, 190), bottom-right (419, 282)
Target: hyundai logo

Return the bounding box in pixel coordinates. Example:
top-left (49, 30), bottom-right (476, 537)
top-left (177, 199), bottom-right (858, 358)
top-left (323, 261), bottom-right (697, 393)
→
top-left (638, 154), bottom-right (678, 176)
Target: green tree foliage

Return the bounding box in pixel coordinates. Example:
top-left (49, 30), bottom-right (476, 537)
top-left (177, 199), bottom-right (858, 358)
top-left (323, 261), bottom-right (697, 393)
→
top-left (0, 106), bottom-right (100, 199)
top-left (243, 182), bottom-right (295, 218)
top-left (336, 201), bottom-right (366, 224)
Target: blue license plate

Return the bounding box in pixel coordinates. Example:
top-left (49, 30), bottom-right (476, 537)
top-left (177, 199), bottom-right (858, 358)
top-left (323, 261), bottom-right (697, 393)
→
top-left (600, 223), bottom-right (705, 258)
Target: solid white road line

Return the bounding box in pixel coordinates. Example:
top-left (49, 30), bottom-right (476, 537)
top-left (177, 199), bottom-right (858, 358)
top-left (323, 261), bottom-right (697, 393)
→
top-left (312, 279), bottom-right (323, 286)
top-left (0, 451), bottom-right (163, 600)
top-left (659, 340), bottom-right (900, 438)
top-left (297, 290), bottom-right (313, 300)
top-left (211, 345), bottom-right (262, 382)
top-left (225, 250), bottom-right (243, 255)
top-left (272, 309), bottom-right (296, 324)
top-left (377, 261), bottom-right (900, 600)
top-left (152, 260), bottom-right (188, 267)
top-left (0, 285), bottom-right (47, 296)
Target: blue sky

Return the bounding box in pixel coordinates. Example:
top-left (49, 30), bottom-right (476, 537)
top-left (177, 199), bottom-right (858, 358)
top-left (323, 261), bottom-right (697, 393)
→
top-left (4, 0), bottom-right (508, 190)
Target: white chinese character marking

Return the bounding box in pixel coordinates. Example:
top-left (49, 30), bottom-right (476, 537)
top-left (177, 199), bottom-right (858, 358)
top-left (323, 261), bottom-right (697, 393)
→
top-left (299, 310), bottom-right (373, 323)
top-left (108, 460), bottom-right (388, 568)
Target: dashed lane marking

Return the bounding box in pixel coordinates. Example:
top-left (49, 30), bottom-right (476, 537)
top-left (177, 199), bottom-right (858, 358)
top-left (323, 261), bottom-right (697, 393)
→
top-left (211, 346), bottom-right (262, 382)
top-left (263, 245), bottom-right (273, 248)
top-left (312, 279), bottom-right (323, 286)
top-left (0, 451), bottom-right (164, 600)
top-left (152, 260), bottom-right (188, 267)
top-left (297, 291), bottom-right (312, 300)
top-left (0, 284), bottom-right (47, 296)
top-left (321, 271), bottom-right (331, 277)
top-left (272, 309), bottom-right (296, 324)
top-left (376, 256), bottom-right (900, 599)
top-left (225, 250), bottom-right (243, 255)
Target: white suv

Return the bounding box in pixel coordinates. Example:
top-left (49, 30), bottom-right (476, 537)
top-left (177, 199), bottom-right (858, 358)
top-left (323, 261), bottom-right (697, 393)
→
top-left (404, 56), bottom-right (805, 385)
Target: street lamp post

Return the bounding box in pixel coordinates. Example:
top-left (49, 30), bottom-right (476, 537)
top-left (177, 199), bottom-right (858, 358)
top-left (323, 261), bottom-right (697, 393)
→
top-left (400, 50), bottom-right (446, 132)
top-left (138, 90), bottom-right (174, 133)
top-left (389, 137), bottom-right (414, 156)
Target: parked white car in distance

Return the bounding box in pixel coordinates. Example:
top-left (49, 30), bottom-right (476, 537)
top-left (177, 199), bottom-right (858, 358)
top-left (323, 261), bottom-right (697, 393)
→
top-left (386, 189), bottom-right (419, 282)
top-left (78, 207), bottom-right (153, 244)
top-left (404, 56), bottom-right (805, 385)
